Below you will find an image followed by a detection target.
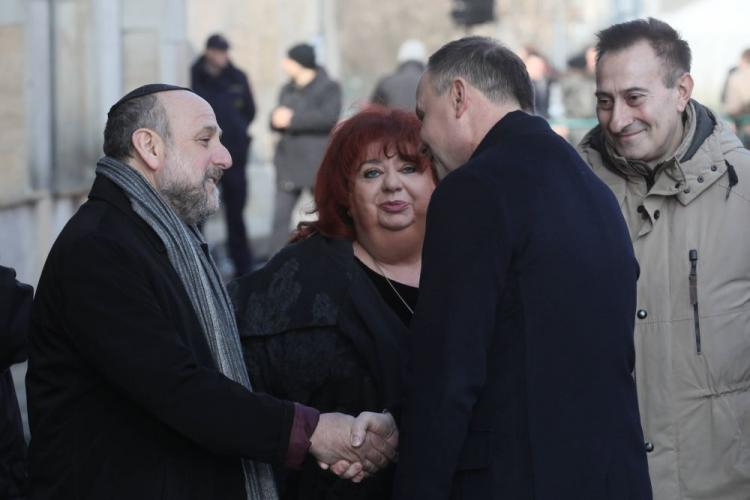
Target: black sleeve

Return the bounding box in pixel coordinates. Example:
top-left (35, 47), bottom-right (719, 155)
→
top-left (393, 170), bottom-right (511, 499)
top-left (60, 235), bottom-right (295, 463)
top-left (0, 266), bottom-right (33, 370)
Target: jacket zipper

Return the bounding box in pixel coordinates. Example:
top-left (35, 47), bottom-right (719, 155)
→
top-left (689, 249), bottom-right (702, 354)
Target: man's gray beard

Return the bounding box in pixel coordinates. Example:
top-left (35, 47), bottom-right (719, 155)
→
top-left (160, 176), bottom-right (221, 226)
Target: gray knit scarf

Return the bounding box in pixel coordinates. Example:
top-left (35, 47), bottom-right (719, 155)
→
top-left (96, 156), bottom-right (278, 500)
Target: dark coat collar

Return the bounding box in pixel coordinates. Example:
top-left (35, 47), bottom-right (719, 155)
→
top-left (472, 110), bottom-right (551, 160)
top-left (87, 173), bottom-right (168, 254)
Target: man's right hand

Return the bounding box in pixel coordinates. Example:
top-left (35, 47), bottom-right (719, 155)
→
top-left (309, 411), bottom-right (398, 483)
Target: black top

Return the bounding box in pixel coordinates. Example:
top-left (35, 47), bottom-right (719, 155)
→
top-left (231, 234), bottom-right (410, 500)
top-left (355, 258), bottom-right (418, 327)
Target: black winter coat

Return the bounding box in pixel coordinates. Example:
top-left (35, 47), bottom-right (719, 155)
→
top-left (272, 69), bottom-right (341, 190)
top-left (392, 111), bottom-right (652, 500)
top-left (0, 266), bottom-right (32, 499)
top-left (230, 234), bottom-right (408, 500)
top-left (27, 175), bottom-right (295, 500)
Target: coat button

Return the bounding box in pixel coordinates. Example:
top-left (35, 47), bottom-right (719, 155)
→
top-left (684, 187), bottom-right (691, 194)
top-left (653, 210), bottom-right (660, 220)
top-left (711, 165), bottom-right (718, 172)
top-left (637, 309), bottom-right (648, 319)
top-left (697, 176), bottom-right (704, 183)
top-left (645, 441), bottom-right (654, 453)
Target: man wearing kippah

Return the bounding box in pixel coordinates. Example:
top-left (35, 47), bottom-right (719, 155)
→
top-left (25, 84), bottom-right (396, 500)
top-left (269, 43), bottom-right (342, 255)
top-left (191, 33), bottom-right (256, 278)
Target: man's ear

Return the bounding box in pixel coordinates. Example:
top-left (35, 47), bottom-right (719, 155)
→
top-left (675, 73), bottom-right (694, 112)
top-left (449, 78), bottom-right (470, 119)
top-left (131, 128), bottom-right (166, 171)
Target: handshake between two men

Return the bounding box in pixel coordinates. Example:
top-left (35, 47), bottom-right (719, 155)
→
top-left (309, 411), bottom-right (399, 483)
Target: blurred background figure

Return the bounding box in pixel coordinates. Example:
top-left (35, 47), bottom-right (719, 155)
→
top-left (371, 39), bottom-right (427, 111)
top-left (558, 45), bottom-right (598, 145)
top-left (191, 33), bottom-right (256, 277)
top-left (521, 46), bottom-right (557, 119)
top-left (1, 266), bottom-right (32, 499)
top-left (269, 43), bottom-right (342, 257)
top-left (231, 106), bottom-right (437, 500)
top-left (723, 48), bottom-right (750, 147)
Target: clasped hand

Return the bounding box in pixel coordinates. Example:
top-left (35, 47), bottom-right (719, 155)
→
top-left (309, 411), bottom-right (398, 483)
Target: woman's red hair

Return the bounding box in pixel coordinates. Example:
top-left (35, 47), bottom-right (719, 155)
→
top-left (295, 105), bottom-right (436, 241)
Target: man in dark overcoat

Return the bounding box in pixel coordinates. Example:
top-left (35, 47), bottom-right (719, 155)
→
top-left (392, 37), bottom-right (652, 500)
top-left (26, 84), bottom-right (396, 500)
top-left (191, 33), bottom-right (256, 277)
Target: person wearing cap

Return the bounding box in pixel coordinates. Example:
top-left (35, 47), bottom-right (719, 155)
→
top-left (269, 43), bottom-right (342, 256)
top-left (191, 33), bottom-right (255, 277)
top-left (25, 84), bottom-right (397, 500)
top-left (371, 39), bottom-right (427, 111)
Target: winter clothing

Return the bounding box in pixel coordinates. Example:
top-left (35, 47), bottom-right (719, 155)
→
top-left (230, 233), bottom-right (408, 500)
top-left (393, 111), bottom-right (652, 500)
top-left (579, 100), bottom-right (750, 500)
top-left (287, 44), bottom-right (316, 70)
top-left (270, 69), bottom-right (341, 254)
top-left (27, 173), bottom-right (297, 500)
top-left (191, 55), bottom-right (256, 275)
top-left (371, 61), bottom-right (425, 111)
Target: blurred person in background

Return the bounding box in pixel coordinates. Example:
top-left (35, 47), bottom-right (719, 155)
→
top-left (521, 46), bottom-right (556, 119)
top-left (191, 33), bottom-right (256, 277)
top-left (371, 39), bottom-right (427, 111)
top-left (1, 266), bottom-right (32, 500)
top-left (231, 106), bottom-right (437, 500)
top-left (270, 43), bottom-right (342, 257)
top-left (723, 48), bottom-right (750, 147)
top-left (579, 18), bottom-right (750, 499)
top-left (558, 45), bottom-right (597, 145)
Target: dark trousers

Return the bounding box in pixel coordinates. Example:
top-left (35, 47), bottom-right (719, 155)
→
top-left (221, 147), bottom-right (252, 277)
top-left (269, 187), bottom-right (305, 258)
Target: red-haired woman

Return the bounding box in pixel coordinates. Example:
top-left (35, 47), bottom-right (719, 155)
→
top-left (229, 106), bottom-right (437, 499)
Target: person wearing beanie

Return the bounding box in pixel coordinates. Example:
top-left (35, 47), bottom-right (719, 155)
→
top-left (371, 39), bottom-right (427, 111)
top-left (191, 33), bottom-right (255, 277)
top-left (269, 43), bottom-right (342, 256)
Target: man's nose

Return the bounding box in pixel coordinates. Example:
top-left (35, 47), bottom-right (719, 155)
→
top-left (608, 100), bottom-right (633, 134)
top-left (214, 143), bottom-right (233, 170)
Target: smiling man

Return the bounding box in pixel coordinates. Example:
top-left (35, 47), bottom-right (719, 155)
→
top-left (26, 84), bottom-right (397, 500)
top-left (578, 18), bottom-right (750, 500)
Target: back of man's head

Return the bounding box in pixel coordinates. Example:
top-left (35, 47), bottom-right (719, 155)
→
top-left (595, 17), bottom-right (691, 88)
top-left (427, 36), bottom-right (533, 112)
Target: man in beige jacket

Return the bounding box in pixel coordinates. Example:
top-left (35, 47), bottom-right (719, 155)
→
top-left (578, 17), bottom-right (750, 500)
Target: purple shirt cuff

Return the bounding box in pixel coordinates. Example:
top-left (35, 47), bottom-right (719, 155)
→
top-left (285, 403), bottom-right (320, 469)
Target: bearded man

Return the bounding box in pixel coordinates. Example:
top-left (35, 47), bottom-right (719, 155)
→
top-left (26, 84), bottom-right (396, 500)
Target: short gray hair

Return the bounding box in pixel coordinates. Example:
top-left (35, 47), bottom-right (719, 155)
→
top-left (103, 94), bottom-right (171, 160)
top-left (427, 36), bottom-right (534, 111)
